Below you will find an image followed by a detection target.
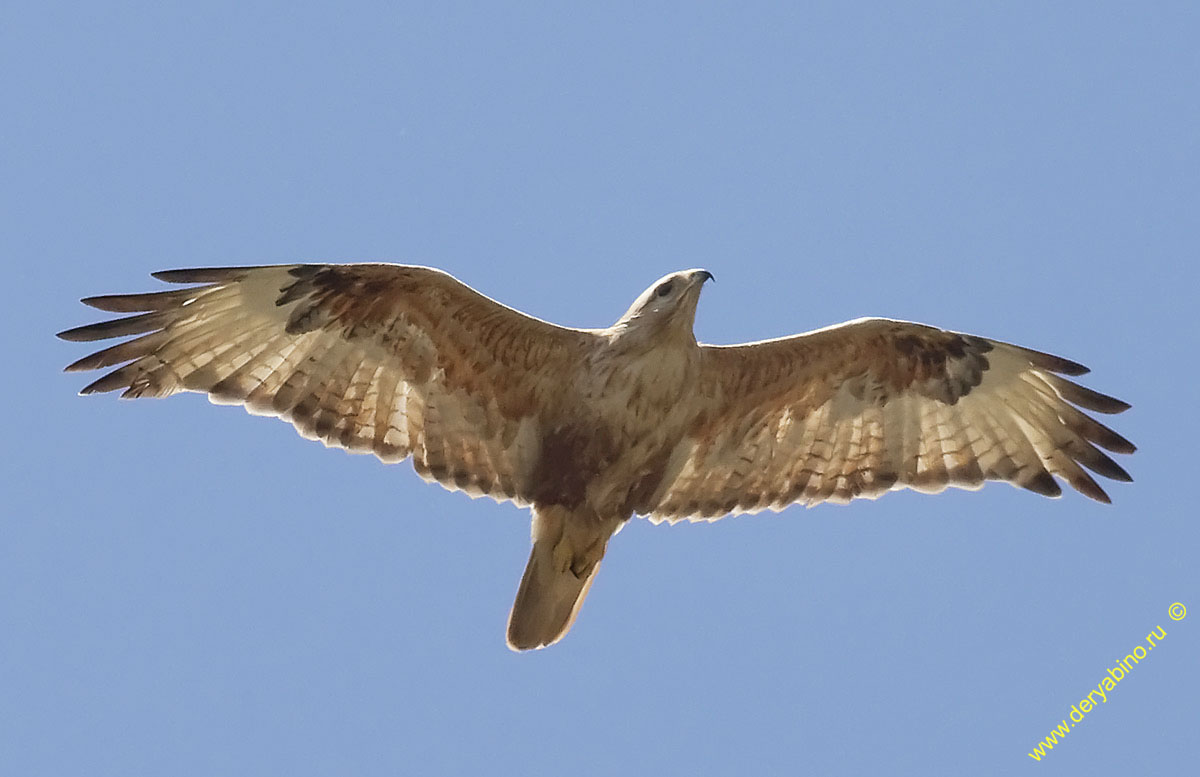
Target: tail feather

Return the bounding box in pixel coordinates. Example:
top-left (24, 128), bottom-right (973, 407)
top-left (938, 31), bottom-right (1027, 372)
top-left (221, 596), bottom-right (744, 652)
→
top-left (506, 551), bottom-right (600, 650)
top-left (506, 507), bottom-right (620, 651)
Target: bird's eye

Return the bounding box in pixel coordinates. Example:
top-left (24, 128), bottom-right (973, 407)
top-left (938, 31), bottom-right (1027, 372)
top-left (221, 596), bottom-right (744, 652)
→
top-left (655, 281), bottom-right (674, 298)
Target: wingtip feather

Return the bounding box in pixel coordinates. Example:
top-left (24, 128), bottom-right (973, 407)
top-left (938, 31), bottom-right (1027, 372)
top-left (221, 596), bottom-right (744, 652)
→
top-left (80, 294), bottom-right (126, 311)
top-left (1022, 470), bottom-right (1063, 498)
top-left (1026, 348), bottom-right (1090, 376)
top-left (152, 267), bottom-right (248, 283)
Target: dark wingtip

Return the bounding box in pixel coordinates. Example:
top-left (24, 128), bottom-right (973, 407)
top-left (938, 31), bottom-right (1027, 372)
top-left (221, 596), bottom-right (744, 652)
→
top-left (1074, 388), bottom-right (1131, 414)
top-left (1044, 374), bottom-right (1132, 415)
top-left (81, 293), bottom-right (146, 312)
top-left (1074, 474), bottom-right (1113, 503)
top-left (77, 365), bottom-right (137, 395)
top-left (152, 269), bottom-right (207, 283)
top-left (1037, 352), bottom-right (1089, 376)
top-left (151, 267), bottom-right (241, 283)
top-left (64, 353), bottom-right (100, 372)
top-left (152, 265), bottom-right (274, 283)
top-left (1089, 427), bottom-right (1136, 455)
top-left (1023, 470), bottom-right (1063, 498)
top-left (1099, 459), bottom-right (1134, 483)
top-left (80, 295), bottom-right (115, 310)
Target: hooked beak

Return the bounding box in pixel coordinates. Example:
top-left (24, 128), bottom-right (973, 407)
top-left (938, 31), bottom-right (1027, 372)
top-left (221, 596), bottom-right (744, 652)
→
top-left (691, 269), bottom-right (715, 285)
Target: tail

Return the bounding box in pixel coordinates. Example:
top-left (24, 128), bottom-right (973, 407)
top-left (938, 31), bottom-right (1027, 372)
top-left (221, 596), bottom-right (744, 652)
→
top-left (506, 506), bottom-right (620, 651)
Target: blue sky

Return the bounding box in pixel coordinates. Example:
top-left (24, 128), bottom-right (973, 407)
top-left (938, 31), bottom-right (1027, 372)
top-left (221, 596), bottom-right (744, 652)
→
top-left (3, 2), bottom-right (1197, 774)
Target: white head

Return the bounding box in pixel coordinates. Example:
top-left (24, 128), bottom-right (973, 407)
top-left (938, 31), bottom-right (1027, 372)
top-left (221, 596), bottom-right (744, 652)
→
top-left (613, 269), bottom-right (714, 343)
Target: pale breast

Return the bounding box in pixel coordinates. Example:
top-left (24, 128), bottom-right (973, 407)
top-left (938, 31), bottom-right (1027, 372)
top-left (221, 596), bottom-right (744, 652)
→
top-left (568, 344), bottom-right (702, 515)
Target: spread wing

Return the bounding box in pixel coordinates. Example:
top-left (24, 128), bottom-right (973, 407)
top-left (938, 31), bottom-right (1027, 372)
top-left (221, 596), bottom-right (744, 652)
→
top-left (59, 264), bottom-right (596, 505)
top-left (647, 318), bottom-right (1134, 522)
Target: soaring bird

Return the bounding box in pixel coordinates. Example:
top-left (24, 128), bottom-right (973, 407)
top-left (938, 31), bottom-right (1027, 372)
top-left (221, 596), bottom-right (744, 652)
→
top-left (59, 265), bottom-right (1134, 649)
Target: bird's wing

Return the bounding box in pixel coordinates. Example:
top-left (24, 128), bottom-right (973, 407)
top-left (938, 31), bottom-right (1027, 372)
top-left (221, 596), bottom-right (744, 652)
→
top-left (645, 318), bottom-right (1134, 522)
top-left (60, 264), bottom-right (596, 506)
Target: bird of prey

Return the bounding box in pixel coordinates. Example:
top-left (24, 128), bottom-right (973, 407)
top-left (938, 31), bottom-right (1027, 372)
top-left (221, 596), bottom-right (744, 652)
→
top-left (59, 265), bottom-right (1134, 650)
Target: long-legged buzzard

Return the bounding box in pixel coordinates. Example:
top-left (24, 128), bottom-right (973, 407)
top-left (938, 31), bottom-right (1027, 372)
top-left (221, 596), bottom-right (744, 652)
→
top-left (60, 265), bottom-right (1134, 649)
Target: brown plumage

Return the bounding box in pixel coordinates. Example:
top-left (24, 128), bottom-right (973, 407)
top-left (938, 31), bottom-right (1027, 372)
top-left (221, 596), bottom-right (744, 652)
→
top-left (59, 264), bottom-right (1134, 649)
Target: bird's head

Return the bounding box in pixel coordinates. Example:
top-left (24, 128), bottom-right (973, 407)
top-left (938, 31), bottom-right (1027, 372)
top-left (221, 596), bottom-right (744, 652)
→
top-left (613, 269), bottom-right (714, 343)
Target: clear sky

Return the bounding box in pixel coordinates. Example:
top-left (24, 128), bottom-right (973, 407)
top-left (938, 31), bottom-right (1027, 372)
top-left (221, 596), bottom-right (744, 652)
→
top-left (3, 2), bottom-right (1197, 775)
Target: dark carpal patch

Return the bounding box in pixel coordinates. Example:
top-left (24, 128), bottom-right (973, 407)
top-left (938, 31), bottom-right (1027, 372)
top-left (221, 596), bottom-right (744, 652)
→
top-left (890, 332), bottom-right (993, 405)
top-left (278, 266), bottom-right (334, 334)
